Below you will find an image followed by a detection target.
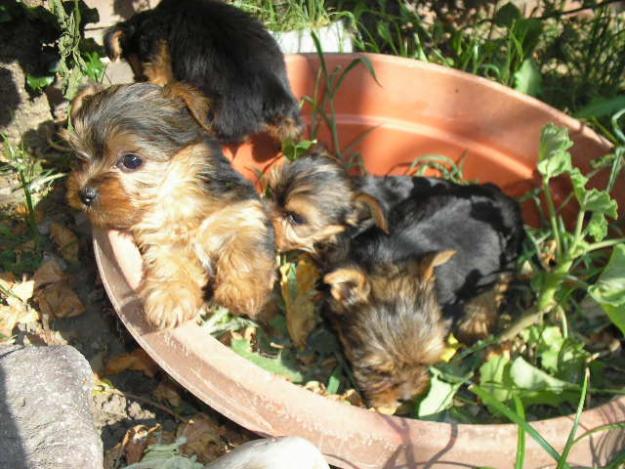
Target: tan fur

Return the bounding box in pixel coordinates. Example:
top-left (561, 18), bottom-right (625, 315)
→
top-left (143, 41), bottom-right (174, 85)
top-left (324, 258), bottom-right (450, 410)
top-left (107, 29), bottom-right (123, 61)
top-left (69, 85), bottom-right (104, 121)
top-left (163, 82), bottom-right (214, 134)
top-left (263, 116), bottom-right (303, 141)
top-left (193, 200), bottom-right (276, 318)
top-left (455, 274), bottom-right (511, 344)
top-left (352, 192), bottom-right (389, 233)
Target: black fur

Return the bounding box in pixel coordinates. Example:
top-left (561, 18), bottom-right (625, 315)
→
top-left (329, 183), bottom-right (525, 324)
top-left (105, 0), bottom-right (301, 143)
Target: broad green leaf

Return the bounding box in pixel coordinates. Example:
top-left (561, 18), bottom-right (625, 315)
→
top-left (479, 354), bottom-right (512, 402)
top-left (588, 244), bottom-right (625, 335)
top-left (537, 124), bottom-right (573, 180)
top-left (494, 2), bottom-right (521, 28)
top-left (514, 58), bottom-right (542, 97)
top-left (509, 356), bottom-right (578, 406)
top-left (231, 338), bottom-right (304, 383)
top-left (583, 189), bottom-right (618, 217)
top-left (417, 369), bottom-right (461, 418)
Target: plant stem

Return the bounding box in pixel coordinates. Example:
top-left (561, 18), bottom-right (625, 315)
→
top-left (588, 238), bottom-right (625, 252)
top-left (543, 180), bottom-right (562, 257)
top-left (500, 257), bottom-right (574, 341)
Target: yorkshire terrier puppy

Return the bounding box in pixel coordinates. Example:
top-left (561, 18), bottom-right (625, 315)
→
top-left (104, 0), bottom-right (302, 143)
top-left (64, 82), bottom-right (276, 328)
top-left (322, 181), bottom-right (524, 410)
top-left (266, 152), bottom-right (453, 255)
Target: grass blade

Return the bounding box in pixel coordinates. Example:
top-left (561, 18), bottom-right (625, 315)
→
top-left (556, 368), bottom-right (589, 468)
top-left (513, 395), bottom-right (526, 469)
top-left (470, 385), bottom-right (565, 465)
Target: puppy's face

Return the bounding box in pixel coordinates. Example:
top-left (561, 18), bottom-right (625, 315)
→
top-left (267, 155), bottom-right (355, 252)
top-left (323, 251), bottom-right (455, 411)
top-left (64, 83), bottom-right (208, 229)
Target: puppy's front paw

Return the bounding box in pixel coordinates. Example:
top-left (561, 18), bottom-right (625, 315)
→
top-left (142, 283), bottom-right (203, 329)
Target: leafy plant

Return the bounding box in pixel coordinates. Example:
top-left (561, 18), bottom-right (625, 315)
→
top-left (502, 123), bottom-right (624, 340)
top-left (47, 0), bottom-right (105, 99)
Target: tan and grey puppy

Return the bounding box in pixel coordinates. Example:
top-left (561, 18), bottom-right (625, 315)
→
top-left (64, 82), bottom-right (276, 328)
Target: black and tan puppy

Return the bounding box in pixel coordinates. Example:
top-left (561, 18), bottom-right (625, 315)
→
top-left (323, 186), bottom-right (524, 411)
top-left (64, 82), bottom-right (276, 328)
top-left (266, 152), bottom-right (454, 254)
top-left (104, 0), bottom-right (302, 143)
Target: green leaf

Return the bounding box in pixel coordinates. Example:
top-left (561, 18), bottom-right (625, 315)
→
top-left (479, 354), bottom-right (512, 402)
top-left (494, 2), bottom-right (521, 28)
top-left (587, 212), bottom-right (609, 242)
top-left (470, 385), bottom-right (564, 465)
top-left (514, 58), bottom-right (542, 97)
top-left (576, 95), bottom-right (625, 119)
top-left (509, 356), bottom-right (578, 406)
top-left (26, 74), bottom-right (54, 93)
top-left (588, 244), bottom-right (625, 335)
top-left (537, 124), bottom-right (573, 180)
top-left (417, 369), bottom-right (461, 418)
top-left (326, 366), bottom-right (341, 394)
top-left (231, 338), bottom-right (304, 383)
top-left (557, 368), bottom-right (589, 469)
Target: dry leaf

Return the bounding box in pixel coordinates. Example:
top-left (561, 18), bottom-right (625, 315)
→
top-left (280, 256), bottom-right (319, 348)
top-left (122, 424), bottom-right (162, 464)
top-left (177, 414), bottom-right (227, 463)
top-left (33, 259), bottom-right (65, 288)
top-left (35, 282), bottom-right (85, 318)
top-left (440, 334), bottom-right (460, 362)
top-left (0, 302), bottom-right (39, 337)
top-left (50, 222), bottom-right (79, 263)
top-left (153, 381), bottom-right (182, 408)
top-left (105, 349), bottom-right (160, 378)
top-left (0, 272), bottom-right (34, 306)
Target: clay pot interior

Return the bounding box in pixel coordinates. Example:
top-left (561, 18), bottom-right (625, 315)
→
top-left (93, 53), bottom-right (624, 468)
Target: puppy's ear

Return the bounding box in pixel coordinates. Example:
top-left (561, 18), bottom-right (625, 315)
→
top-left (104, 24), bottom-right (125, 61)
top-left (69, 84), bottom-right (104, 121)
top-left (324, 266), bottom-right (370, 308)
top-left (421, 250), bottom-right (456, 282)
top-left (164, 82), bottom-right (213, 134)
top-left (352, 192), bottom-right (389, 233)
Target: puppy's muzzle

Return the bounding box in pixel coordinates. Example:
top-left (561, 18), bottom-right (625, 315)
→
top-left (80, 186), bottom-right (98, 206)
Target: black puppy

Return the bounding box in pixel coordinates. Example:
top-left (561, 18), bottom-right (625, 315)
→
top-left (322, 183), bottom-right (524, 410)
top-left (104, 0), bottom-right (302, 143)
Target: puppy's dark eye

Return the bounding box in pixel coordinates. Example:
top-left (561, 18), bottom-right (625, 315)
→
top-left (285, 211), bottom-right (306, 225)
top-left (117, 153), bottom-right (143, 171)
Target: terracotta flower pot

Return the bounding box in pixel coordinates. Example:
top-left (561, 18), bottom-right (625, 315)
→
top-left (93, 53), bottom-right (625, 468)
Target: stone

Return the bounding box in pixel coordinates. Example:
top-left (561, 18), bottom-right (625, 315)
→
top-left (0, 345), bottom-right (103, 469)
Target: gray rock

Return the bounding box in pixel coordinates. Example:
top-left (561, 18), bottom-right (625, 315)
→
top-left (0, 345), bottom-right (103, 469)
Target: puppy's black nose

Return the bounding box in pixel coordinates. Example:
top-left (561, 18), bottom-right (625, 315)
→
top-left (80, 186), bottom-right (98, 206)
